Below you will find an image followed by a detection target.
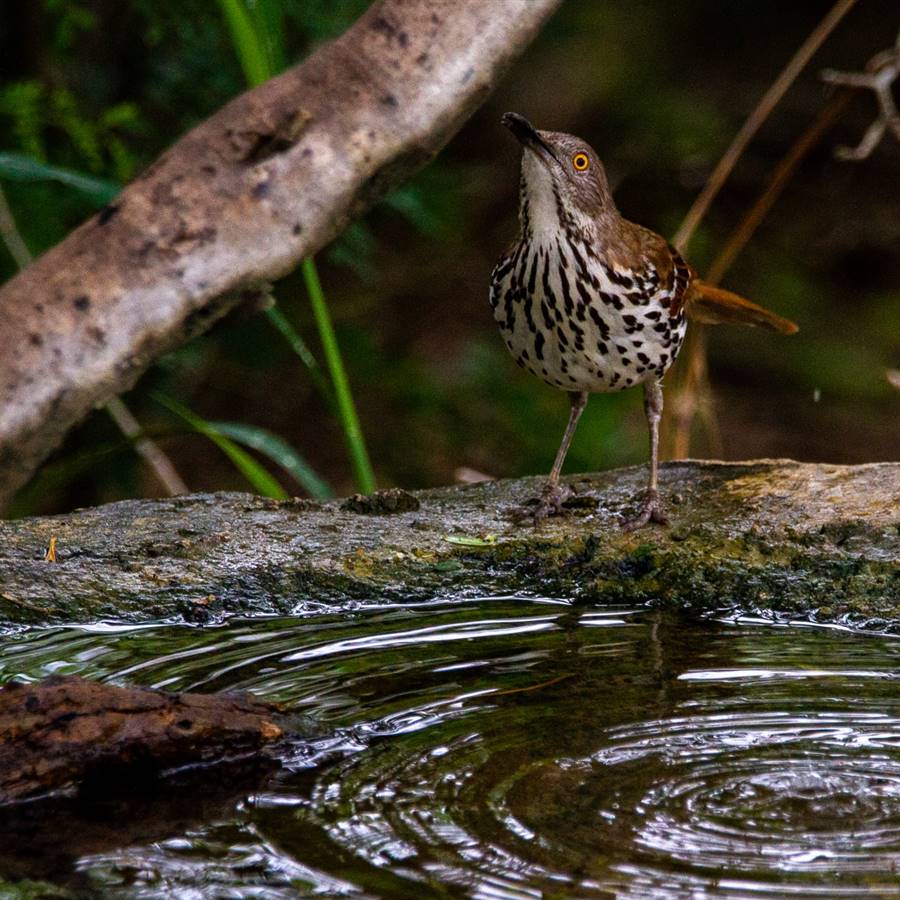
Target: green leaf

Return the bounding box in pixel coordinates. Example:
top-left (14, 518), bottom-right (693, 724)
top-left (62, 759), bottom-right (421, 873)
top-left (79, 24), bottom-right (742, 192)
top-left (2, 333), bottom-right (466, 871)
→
top-left (443, 534), bottom-right (497, 547)
top-left (216, 0), bottom-right (272, 86)
top-left (302, 257), bottom-right (377, 494)
top-left (384, 186), bottom-right (442, 236)
top-left (218, 0), bottom-right (376, 496)
top-left (264, 305), bottom-right (334, 407)
top-left (152, 393), bottom-right (287, 499)
top-left (0, 152), bottom-right (120, 204)
top-left (209, 421), bottom-right (333, 500)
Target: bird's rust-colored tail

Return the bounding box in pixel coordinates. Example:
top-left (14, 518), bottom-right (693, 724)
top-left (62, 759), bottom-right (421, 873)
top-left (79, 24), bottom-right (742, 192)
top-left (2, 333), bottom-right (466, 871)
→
top-left (686, 280), bottom-right (798, 334)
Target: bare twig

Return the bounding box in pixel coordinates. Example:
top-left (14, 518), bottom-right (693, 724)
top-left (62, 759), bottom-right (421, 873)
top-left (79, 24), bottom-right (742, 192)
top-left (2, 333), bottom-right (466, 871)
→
top-left (820, 32), bottom-right (900, 160)
top-left (665, 93), bottom-right (853, 458)
top-left (105, 397), bottom-right (188, 495)
top-left (0, 184), bottom-right (188, 498)
top-left (663, 0), bottom-right (857, 459)
top-left (706, 90), bottom-right (853, 286)
top-left (0, 186), bottom-right (32, 270)
top-left (672, 0), bottom-right (857, 254)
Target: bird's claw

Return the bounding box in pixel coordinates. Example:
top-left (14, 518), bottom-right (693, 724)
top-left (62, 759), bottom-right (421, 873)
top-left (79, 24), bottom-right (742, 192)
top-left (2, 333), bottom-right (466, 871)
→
top-left (621, 490), bottom-right (668, 531)
top-left (509, 481), bottom-right (590, 525)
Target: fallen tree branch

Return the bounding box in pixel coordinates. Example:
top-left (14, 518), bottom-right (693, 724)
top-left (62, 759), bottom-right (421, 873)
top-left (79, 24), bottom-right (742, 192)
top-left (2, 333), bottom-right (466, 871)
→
top-left (0, 676), bottom-right (283, 805)
top-left (0, 461), bottom-right (896, 630)
top-left (0, 0), bottom-right (563, 507)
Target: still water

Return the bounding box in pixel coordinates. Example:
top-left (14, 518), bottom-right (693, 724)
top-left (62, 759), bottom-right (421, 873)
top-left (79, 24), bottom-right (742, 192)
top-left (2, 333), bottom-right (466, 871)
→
top-left (1, 596), bottom-right (899, 898)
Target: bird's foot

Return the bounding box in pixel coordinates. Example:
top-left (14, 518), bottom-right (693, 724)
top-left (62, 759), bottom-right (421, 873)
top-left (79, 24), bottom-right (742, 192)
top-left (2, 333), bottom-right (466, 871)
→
top-left (509, 481), bottom-right (592, 525)
top-left (621, 489), bottom-right (668, 531)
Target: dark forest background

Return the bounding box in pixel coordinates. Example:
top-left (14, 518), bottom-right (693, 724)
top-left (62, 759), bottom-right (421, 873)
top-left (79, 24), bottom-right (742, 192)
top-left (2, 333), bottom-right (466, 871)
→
top-left (1, 0), bottom-right (898, 515)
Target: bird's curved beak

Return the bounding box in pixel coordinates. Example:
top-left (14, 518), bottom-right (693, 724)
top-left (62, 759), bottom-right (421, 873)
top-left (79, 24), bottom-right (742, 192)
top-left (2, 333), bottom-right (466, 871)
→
top-left (501, 112), bottom-right (560, 166)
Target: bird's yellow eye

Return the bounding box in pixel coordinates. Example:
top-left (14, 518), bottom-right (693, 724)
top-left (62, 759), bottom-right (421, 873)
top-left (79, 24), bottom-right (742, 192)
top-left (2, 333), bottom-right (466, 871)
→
top-left (572, 152), bottom-right (590, 172)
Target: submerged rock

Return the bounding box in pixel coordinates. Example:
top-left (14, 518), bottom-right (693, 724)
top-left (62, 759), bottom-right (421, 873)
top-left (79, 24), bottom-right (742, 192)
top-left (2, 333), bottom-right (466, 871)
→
top-left (0, 460), bottom-right (897, 629)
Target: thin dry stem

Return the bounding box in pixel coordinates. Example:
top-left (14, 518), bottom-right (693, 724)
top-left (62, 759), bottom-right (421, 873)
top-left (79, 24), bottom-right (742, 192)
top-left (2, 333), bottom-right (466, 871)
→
top-left (664, 94), bottom-right (851, 459)
top-left (662, 0), bottom-right (857, 459)
top-left (104, 397), bottom-right (188, 496)
top-left (672, 0), bottom-right (857, 254)
top-left (706, 90), bottom-right (853, 286)
top-left (0, 186), bottom-right (32, 270)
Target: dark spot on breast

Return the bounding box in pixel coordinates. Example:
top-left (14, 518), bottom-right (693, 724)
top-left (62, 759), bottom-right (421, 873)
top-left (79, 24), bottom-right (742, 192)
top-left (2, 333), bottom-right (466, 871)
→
top-left (73, 296), bottom-right (90, 311)
top-left (371, 15), bottom-right (396, 38)
top-left (97, 203), bottom-right (119, 226)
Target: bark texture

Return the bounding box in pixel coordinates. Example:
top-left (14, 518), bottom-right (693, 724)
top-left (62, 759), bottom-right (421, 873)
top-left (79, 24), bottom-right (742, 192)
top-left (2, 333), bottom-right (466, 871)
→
top-left (0, 0), bottom-right (563, 507)
top-left (1, 460), bottom-right (897, 631)
top-left (0, 675), bottom-right (283, 804)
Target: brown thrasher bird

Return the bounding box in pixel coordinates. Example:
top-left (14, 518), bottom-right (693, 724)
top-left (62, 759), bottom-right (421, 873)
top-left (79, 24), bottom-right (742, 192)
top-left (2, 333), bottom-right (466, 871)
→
top-left (490, 113), bottom-right (798, 528)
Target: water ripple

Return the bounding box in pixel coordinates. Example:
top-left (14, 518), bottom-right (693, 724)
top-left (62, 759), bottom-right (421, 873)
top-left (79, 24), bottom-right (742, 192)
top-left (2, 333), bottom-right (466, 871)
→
top-left (1, 599), bottom-right (898, 897)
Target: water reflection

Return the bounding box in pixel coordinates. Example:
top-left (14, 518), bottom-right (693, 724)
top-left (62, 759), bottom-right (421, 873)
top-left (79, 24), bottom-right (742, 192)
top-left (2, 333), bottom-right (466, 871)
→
top-left (1, 597), bottom-right (898, 897)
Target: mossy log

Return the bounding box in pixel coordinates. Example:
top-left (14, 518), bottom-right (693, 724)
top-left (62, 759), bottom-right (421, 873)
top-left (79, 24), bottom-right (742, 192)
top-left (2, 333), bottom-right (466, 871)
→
top-left (0, 676), bottom-right (283, 805)
top-left (0, 460), bottom-right (897, 631)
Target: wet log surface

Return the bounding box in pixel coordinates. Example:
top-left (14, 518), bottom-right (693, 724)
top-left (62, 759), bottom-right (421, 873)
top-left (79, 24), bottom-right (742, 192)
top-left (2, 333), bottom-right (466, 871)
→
top-left (0, 676), bottom-right (283, 805)
top-left (0, 460), bottom-right (897, 630)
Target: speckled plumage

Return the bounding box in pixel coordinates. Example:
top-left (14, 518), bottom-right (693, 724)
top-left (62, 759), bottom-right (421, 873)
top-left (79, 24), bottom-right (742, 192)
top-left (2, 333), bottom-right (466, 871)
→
top-left (491, 114), bottom-right (797, 529)
top-left (490, 147), bottom-right (689, 397)
top-left (490, 114), bottom-right (684, 529)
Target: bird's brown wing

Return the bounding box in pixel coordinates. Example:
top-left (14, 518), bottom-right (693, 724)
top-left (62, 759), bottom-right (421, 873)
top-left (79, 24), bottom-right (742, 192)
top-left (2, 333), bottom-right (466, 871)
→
top-left (621, 225), bottom-right (797, 333)
top-left (626, 226), bottom-right (695, 317)
top-left (664, 244), bottom-right (695, 317)
top-left (652, 235), bottom-right (796, 333)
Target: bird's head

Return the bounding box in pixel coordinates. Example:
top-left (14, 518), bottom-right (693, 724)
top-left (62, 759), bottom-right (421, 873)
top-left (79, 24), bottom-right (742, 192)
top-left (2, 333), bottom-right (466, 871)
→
top-left (501, 112), bottom-right (616, 235)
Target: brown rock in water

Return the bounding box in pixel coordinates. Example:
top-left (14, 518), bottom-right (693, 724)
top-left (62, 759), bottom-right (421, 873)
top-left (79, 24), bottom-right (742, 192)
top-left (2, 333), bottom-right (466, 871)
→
top-left (0, 676), bottom-right (283, 805)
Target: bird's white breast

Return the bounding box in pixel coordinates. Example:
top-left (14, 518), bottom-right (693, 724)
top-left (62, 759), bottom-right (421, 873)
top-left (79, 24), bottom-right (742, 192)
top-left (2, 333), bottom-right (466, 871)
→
top-left (490, 236), bottom-right (686, 394)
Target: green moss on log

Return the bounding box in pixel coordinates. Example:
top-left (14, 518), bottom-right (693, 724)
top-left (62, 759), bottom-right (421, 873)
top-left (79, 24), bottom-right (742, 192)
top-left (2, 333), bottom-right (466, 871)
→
top-left (0, 461), bottom-right (896, 630)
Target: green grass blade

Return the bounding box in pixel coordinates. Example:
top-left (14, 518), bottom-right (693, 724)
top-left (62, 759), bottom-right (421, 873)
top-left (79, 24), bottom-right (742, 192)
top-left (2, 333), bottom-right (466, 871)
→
top-left (264, 305), bottom-right (335, 408)
top-left (219, 0), bottom-right (376, 494)
top-left (0, 152), bottom-right (120, 204)
top-left (250, 0), bottom-right (287, 75)
top-left (209, 420), bottom-right (333, 499)
top-left (302, 258), bottom-right (376, 494)
top-left (216, 0), bottom-right (271, 86)
top-left (153, 393), bottom-right (287, 499)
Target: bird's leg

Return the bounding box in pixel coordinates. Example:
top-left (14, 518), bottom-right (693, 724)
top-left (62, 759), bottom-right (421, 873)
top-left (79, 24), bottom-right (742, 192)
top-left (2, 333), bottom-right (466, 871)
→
top-left (512, 392), bottom-right (588, 523)
top-left (622, 379), bottom-right (669, 530)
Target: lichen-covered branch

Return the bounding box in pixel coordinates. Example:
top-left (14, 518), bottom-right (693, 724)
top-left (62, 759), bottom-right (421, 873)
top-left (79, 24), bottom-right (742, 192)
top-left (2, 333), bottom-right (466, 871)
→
top-left (1, 461), bottom-right (897, 631)
top-left (0, 0), bottom-right (563, 507)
